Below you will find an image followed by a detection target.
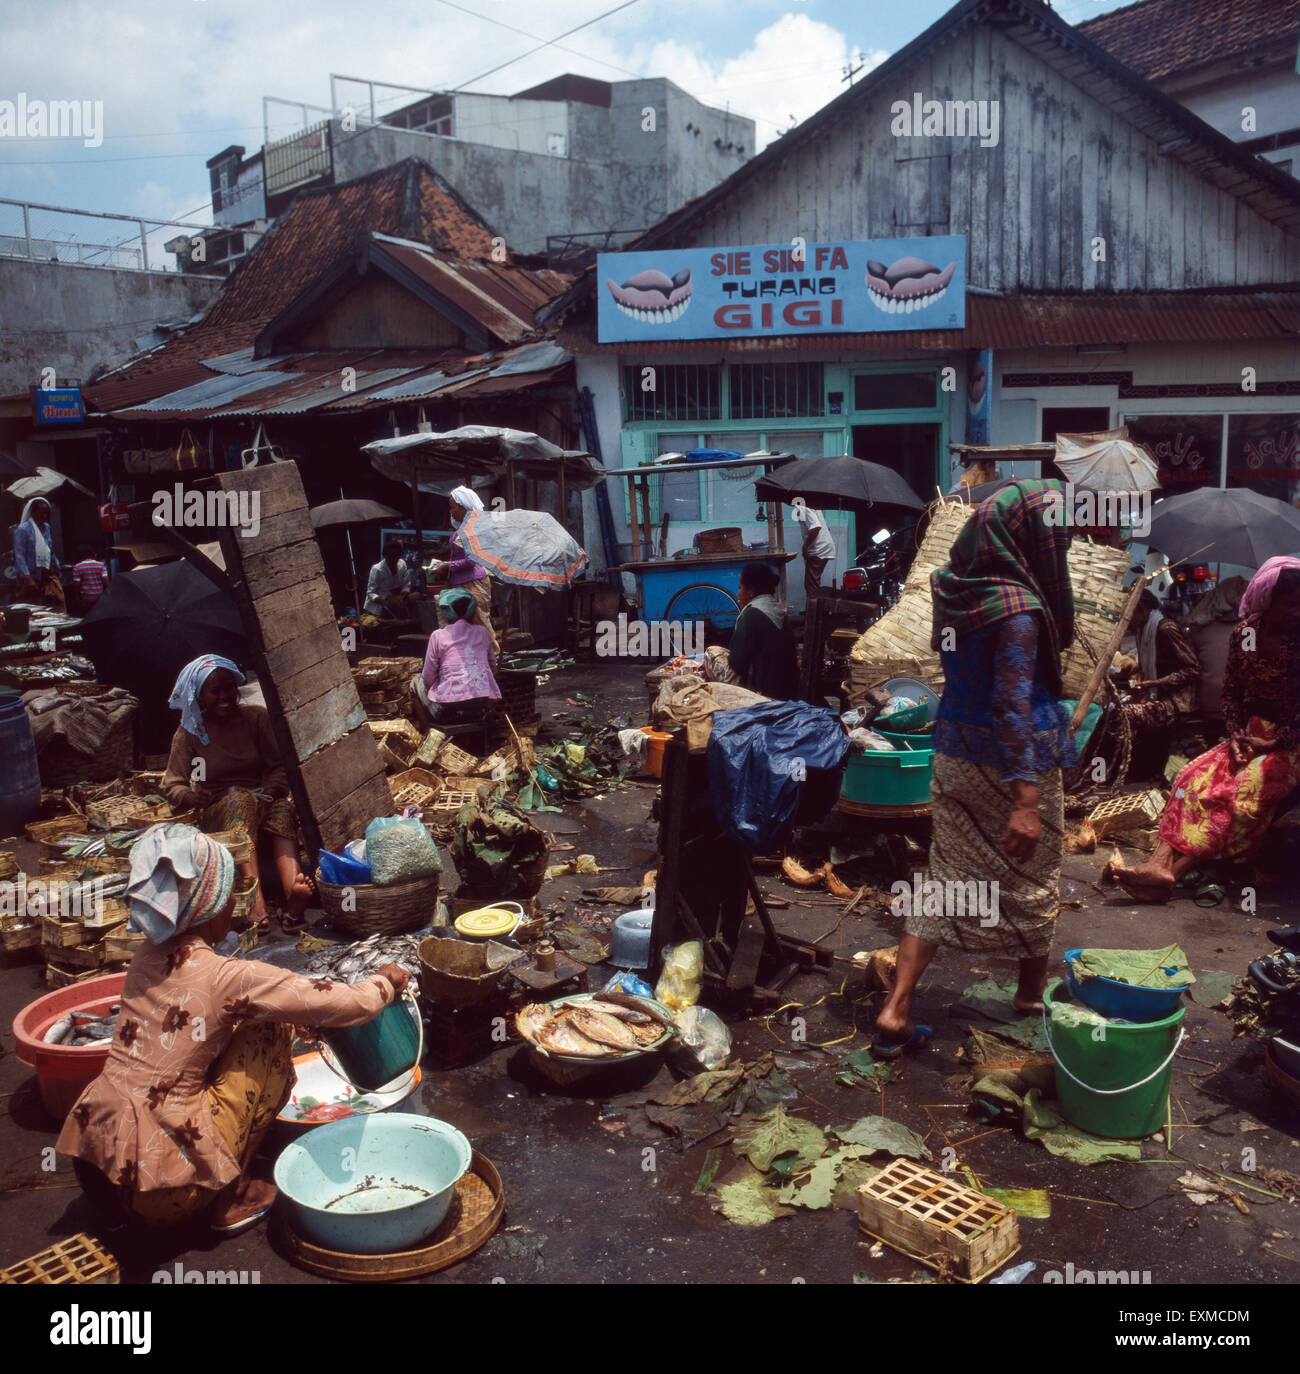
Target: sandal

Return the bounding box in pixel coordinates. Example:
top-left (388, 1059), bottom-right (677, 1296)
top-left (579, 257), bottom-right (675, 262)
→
top-left (872, 1023), bottom-right (932, 1059)
top-left (1194, 882), bottom-right (1225, 908)
top-left (278, 911), bottom-right (308, 935)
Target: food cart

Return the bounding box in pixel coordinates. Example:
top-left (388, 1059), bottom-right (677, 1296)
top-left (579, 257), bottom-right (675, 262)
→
top-left (616, 452), bottom-right (797, 632)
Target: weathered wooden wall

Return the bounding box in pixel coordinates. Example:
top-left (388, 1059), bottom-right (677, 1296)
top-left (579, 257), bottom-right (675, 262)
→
top-left (215, 461), bottom-right (395, 859)
top-left (685, 25), bottom-right (1300, 291)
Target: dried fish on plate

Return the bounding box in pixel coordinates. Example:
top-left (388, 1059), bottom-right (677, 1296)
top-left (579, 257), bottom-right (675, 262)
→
top-left (515, 995), bottom-right (672, 1058)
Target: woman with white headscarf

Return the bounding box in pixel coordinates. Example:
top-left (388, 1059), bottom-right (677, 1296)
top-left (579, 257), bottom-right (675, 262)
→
top-left (58, 822), bottom-right (409, 1232)
top-left (426, 485), bottom-right (499, 653)
top-left (11, 497), bottom-right (65, 610)
top-left (161, 654), bottom-right (313, 934)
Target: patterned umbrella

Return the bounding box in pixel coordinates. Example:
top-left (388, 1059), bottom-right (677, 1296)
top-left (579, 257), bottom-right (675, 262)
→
top-left (458, 509), bottom-right (587, 589)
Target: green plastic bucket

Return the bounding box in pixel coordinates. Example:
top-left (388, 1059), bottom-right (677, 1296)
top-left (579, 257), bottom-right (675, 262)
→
top-left (1042, 981), bottom-right (1185, 1139)
top-left (318, 991), bottom-right (423, 1093)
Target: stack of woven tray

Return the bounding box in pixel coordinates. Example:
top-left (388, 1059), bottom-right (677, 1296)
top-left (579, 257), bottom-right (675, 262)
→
top-left (353, 657), bottom-right (421, 718)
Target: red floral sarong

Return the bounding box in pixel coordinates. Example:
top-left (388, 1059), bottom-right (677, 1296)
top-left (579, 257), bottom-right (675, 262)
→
top-left (1160, 717), bottom-right (1300, 860)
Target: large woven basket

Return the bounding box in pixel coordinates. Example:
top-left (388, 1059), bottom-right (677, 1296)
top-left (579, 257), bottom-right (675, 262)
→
top-left (37, 716), bottom-right (135, 787)
top-left (315, 869), bottom-right (441, 938)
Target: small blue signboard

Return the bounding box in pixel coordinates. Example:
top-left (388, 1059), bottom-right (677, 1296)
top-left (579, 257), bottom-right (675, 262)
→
top-left (597, 237), bottom-right (965, 343)
top-left (33, 387), bottom-right (84, 425)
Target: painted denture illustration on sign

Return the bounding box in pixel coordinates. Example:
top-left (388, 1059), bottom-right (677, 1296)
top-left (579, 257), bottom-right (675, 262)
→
top-left (865, 256), bottom-right (958, 315)
top-left (606, 268), bottom-right (694, 324)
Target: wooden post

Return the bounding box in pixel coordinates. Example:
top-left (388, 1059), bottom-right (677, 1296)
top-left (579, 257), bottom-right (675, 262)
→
top-left (1070, 577), bottom-right (1146, 731)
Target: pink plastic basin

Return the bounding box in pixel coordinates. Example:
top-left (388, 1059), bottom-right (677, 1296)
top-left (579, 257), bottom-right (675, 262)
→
top-left (12, 972), bottom-right (126, 1120)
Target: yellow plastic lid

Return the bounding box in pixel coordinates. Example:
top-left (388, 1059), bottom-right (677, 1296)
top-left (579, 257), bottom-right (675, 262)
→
top-left (455, 907), bottom-right (518, 938)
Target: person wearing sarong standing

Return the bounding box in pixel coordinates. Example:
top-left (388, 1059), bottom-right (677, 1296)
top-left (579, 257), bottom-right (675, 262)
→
top-left (11, 497), bottom-right (65, 610)
top-left (162, 655), bottom-right (313, 934)
top-left (1114, 557), bottom-right (1300, 902)
top-left (426, 485), bottom-right (499, 654)
top-left (875, 479), bottom-right (1076, 1054)
top-left (59, 823), bottom-right (409, 1232)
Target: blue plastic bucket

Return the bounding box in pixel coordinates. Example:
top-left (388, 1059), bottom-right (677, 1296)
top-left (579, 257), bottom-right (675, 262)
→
top-left (0, 696), bottom-right (41, 838)
top-left (1065, 948), bottom-right (1189, 1023)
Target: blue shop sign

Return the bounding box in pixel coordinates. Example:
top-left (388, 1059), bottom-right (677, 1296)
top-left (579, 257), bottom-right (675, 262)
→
top-left (597, 236), bottom-right (965, 343)
top-left (33, 386), bottom-right (84, 425)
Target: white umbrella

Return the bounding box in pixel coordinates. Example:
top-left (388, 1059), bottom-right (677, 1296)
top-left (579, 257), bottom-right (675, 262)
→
top-left (1054, 427), bottom-right (1160, 492)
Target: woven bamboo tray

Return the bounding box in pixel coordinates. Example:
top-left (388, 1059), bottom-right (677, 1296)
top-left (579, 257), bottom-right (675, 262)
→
top-left (368, 718), bottom-right (422, 754)
top-left (46, 959), bottom-right (118, 990)
top-left (412, 729), bottom-right (447, 767)
top-left (210, 828), bottom-right (253, 864)
top-left (1087, 788), bottom-right (1165, 838)
top-left (1, 924), bottom-right (41, 953)
top-left (856, 1158), bottom-right (1019, 1283)
top-left (425, 788), bottom-right (481, 818)
top-left (84, 795), bottom-right (170, 831)
top-left (38, 853), bottom-right (130, 876)
top-left (0, 1232), bottom-right (119, 1285)
top-left (389, 768), bottom-right (441, 811)
top-left (43, 925), bottom-right (107, 969)
top-left (231, 874), bottom-right (259, 922)
top-left (278, 1151), bottom-right (504, 1282)
top-left (315, 869), bottom-right (441, 938)
top-left (477, 736), bottom-right (534, 778)
top-left (25, 815), bottom-right (85, 847)
top-left (0, 852), bottom-right (17, 880)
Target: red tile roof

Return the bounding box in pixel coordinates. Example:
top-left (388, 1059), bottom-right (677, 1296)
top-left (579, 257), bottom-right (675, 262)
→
top-left (85, 159), bottom-right (509, 411)
top-left (1077, 0), bottom-right (1300, 83)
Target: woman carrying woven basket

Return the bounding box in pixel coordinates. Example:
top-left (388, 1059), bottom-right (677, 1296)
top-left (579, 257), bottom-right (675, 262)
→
top-left (58, 823), bottom-right (409, 1233)
top-left (875, 480), bottom-right (1077, 1055)
top-left (162, 654), bottom-right (313, 934)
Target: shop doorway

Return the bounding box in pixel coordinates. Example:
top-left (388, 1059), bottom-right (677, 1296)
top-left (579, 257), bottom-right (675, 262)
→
top-left (850, 423), bottom-right (941, 503)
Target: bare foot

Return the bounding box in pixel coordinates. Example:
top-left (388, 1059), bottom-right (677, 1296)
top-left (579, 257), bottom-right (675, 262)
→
top-left (1113, 865), bottom-right (1174, 902)
top-left (875, 1007), bottom-right (910, 1040)
top-left (211, 1178), bottom-right (276, 1230)
top-left (1013, 993), bottom-right (1046, 1014)
top-left (286, 871), bottom-right (315, 922)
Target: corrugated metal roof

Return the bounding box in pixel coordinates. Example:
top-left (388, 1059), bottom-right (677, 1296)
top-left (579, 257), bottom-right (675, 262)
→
top-left (378, 240), bottom-right (541, 345)
top-left (126, 369), bottom-right (300, 413)
top-left (558, 291), bottom-right (1300, 355)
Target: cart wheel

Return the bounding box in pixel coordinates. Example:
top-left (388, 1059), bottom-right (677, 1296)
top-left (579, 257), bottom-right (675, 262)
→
top-left (664, 582), bottom-right (741, 635)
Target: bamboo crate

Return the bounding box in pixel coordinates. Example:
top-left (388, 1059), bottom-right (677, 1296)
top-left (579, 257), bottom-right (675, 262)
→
top-left (0, 851), bottom-right (18, 880)
top-left (425, 789), bottom-right (481, 818)
top-left (436, 742), bottom-right (480, 775)
top-left (25, 815), bottom-right (85, 848)
top-left (368, 718), bottom-right (422, 754)
top-left (104, 922), bottom-right (146, 963)
top-left (378, 740), bottom-right (412, 774)
top-left (1087, 788), bottom-right (1165, 838)
top-left (0, 1233), bottom-right (119, 1285)
top-left (46, 959), bottom-right (118, 990)
top-left (413, 729), bottom-right (447, 768)
top-left (231, 874), bottom-right (259, 922)
top-left (477, 736), bottom-right (535, 778)
top-left (38, 852), bottom-right (130, 877)
top-left (1, 923), bottom-right (41, 953)
top-left (43, 926), bottom-right (108, 969)
top-left (857, 1158), bottom-right (1019, 1283)
top-left (390, 768), bottom-right (442, 811)
top-left (41, 910), bottom-right (89, 949)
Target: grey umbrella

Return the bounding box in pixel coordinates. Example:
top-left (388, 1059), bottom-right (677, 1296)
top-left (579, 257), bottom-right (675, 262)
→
top-left (1145, 487), bottom-right (1300, 568)
top-left (308, 499), bottom-right (402, 530)
top-left (754, 455), bottom-right (925, 513)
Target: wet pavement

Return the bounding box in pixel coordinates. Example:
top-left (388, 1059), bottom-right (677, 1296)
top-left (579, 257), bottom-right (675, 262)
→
top-left (2, 660), bottom-right (1298, 1286)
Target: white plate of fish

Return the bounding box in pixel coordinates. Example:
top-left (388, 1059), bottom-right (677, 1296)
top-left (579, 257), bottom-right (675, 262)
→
top-left (515, 991), bottom-right (676, 1062)
top-left (278, 1050), bottom-right (422, 1126)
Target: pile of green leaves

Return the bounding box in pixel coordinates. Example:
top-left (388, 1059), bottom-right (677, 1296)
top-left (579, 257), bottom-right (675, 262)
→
top-left (518, 728), bottom-right (630, 810)
top-left (1071, 945), bottom-right (1195, 990)
top-left (713, 1105), bottom-right (931, 1226)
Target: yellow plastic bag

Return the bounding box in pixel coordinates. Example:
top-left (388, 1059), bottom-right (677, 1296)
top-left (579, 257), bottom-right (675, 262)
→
top-left (655, 940), bottom-right (702, 1011)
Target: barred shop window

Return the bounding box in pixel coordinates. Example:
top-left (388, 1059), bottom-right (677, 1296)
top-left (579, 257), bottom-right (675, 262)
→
top-left (728, 363), bottom-right (825, 419)
top-left (623, 364), bottom-right (721, 422)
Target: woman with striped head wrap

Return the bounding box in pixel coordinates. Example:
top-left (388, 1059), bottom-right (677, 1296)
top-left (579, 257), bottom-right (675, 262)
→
top-left (58, 823), bottom-right (411, 1233)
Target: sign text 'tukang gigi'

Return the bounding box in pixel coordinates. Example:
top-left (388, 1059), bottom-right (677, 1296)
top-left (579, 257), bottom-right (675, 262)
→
top-left (597, 237), bottom-right (966, 343)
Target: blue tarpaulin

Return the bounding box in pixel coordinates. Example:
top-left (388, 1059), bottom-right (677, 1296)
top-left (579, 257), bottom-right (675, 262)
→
top-left (706, 700), bottom-right (850, 852)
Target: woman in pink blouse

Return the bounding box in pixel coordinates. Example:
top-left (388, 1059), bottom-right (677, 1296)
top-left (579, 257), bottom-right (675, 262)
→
top-left (58, 823), bottom-right (409, 1232)
top-left (410, 587), bottom-right (501, 727)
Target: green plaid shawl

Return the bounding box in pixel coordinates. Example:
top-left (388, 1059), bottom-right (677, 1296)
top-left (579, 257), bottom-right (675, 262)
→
top-left (930, 478), bottom-right (1075, 693)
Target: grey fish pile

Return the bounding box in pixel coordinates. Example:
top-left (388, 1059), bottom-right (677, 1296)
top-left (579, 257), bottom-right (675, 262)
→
top-left (302, 932), bottom-right (426, 986)
top-left (43, 1005), bottom-right (121, 1046)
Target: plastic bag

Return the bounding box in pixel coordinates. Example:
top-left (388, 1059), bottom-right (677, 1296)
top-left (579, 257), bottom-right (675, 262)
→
top-left (364, 815), bottom-right (443, 886)
top-left (675, 1005), bottom-right (732, 1070)
top-left (319, 848), bottom-right (371, 885)
top-left (655, 940), bottom-right (702, 1011)
top-left (603, 970), bottom-right (654, 998)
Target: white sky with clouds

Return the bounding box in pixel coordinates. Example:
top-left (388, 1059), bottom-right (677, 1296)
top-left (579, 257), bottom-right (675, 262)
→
top-left (0, 0), bottom-right (1139, 237)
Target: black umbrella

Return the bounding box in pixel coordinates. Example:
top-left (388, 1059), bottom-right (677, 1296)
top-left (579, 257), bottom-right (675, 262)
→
top-left (1145, 487), bottom-right (1300, 568)
top-left (79, 561), bottom-right (248, 701)
top-left (308, 499), bottom-right (402, 529)
top-left (754, 455), bottom-right (925, 513)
